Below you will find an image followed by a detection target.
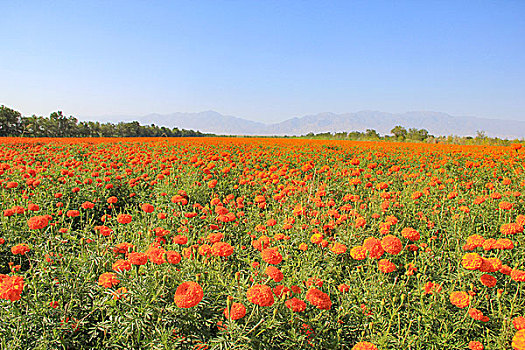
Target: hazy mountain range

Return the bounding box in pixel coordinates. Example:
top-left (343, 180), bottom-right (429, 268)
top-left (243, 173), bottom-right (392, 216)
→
top-left (84, 111), bottom-right (525, 139)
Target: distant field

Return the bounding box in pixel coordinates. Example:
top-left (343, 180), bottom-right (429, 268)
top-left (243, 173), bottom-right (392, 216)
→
top-left (0, 137), bottom-right (524, 349)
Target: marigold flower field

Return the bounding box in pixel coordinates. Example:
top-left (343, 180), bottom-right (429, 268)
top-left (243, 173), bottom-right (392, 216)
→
top-left (0, 137), bottom-right (524, 349)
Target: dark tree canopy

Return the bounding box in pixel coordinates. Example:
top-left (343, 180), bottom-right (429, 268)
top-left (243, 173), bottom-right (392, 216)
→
top-left (0, 106), bottom-right (212, 138)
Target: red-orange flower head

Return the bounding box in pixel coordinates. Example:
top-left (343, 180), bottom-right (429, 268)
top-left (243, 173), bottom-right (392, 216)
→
top-left (381, 235), bottom-right (403, 255)
top-left (306, 287), bottom-right (332, 310)
top-left (211, 242), bottom-right (234, 257)
top-left (461, 253), bottom-right (483, 270)
top-left (224, 302), bottom-right (247, 320)
top-left (27, 215), bottom-right (49, 230)
top-left (0, 274), bottom-right (24, 301)
top-left (352, 342), bottom-right (378, 350)
top-left (285, 297), bottom-right (307, 312)
top-left (128, 252), bottom-right (148, 266)
top-left (174, 281), bottom-right (204, 308)
top-left (246, 284), bottom-right (274, 307)
top-left (11, 244), bottom-right (30, 256)
top-left (265, 266), bottom-right (284, 282)
top-left (449, 291), bottom-right (470, 308)
top-left (117, 214), bottom-right (132, 224)
top-left (98, 272), bottom-right (120, 288)
top-left (401, 227), bottom-right (420, 242)
top-left (261, 247), bottom-right (283, 264)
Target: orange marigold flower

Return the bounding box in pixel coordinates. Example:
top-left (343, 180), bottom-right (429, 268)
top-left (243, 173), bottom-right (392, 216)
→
top-left (224, 302), bottom-right (246, 320)
top-left (338, 283), bottom-right (350, 293)
top-left (381, 235), bottom-right (403, 255)
top-left (511, 269), bottom-right (525, 282)
top-left (11, 244), bottom-right (30, 256)
top-left (174, 281), bottom-right (203, 308)
top-left (66, 210), bottom-right (80, 217)
top-left (499, 201), bottom-right (513, 210)
top-left (461, 253), bottom-right (483, 270)
top-left (98, 272), bottom-right (120, 288)
top-left (449, 291), bottom-right (470, 308)
top-left (479, 257), bottom-right (502, 273)
top-left (27, 215), bottom-right (49, 230)
top-left (112, 259), bottom-right (131, 272)
top-left (468, 341), bottom-right (484, 350)
top-left (363, 237), bottom-right (384, 259)
top-left (261, 247), bottom-right (283, 264)
top-left (305, 287), bottom-right (332, 310)
top-left (128, 252), bottom-right (148, 265)
top-left (469, 308), bottom-right (489, 322)
top-left (285, 297), bottom-right (307, 312)
top-left (166, 250), bottom-right (182, 264)
top-left (501, 223), bottom-right (524, 235)
top-left (265, 266), bottom-right (284, 283)
top-left (466, 234), bottom-right (485, 248)
top-left (81, 201), bottom-right (94, 209)
top-left (352, 342), bottom-right (378, 350)
top-left (247, 284), bottom-right (274, 307)
top-left (350, 246), bottom-right (367, 260)
top-left (512, 329), bottom-right (525, 350)
top-left (480, 274), bottom-right (497, 288)
top-left (211, 242), bottom-right (234, 257)
top-left (401, 227), bottom-right (420, 241)
top-left (330, 242), bottom-right (347, 255)
top-left (0, 274), bottom-right (24, 301)
top-left (173, 235), bottom-right (188, 245)
top-left (116, 214), bottom-right (132, 224)
top-left (513, 316), bottom-right (525, 331)
top-left (141, 203), bottom-right (154, 213)
top-left (378, 259), bottom-right (396, 273)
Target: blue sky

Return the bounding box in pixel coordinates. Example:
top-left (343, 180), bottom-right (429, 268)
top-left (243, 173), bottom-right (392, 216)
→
top-left (1, 0), bottom-right (524, 123)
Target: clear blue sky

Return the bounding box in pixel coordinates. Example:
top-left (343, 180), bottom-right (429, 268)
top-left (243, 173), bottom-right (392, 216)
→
top-left (1, 0), bottom-right (524, 123)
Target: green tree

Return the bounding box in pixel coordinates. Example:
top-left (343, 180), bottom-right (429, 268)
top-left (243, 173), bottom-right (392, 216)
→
top-left (391, 125), bottom-right (407, 139)
top-left (0, 105), bottom-right (22, 136)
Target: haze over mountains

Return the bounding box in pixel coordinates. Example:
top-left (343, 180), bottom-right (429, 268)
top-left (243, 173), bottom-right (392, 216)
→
top-left (87, 111), bottom-right (525, 139)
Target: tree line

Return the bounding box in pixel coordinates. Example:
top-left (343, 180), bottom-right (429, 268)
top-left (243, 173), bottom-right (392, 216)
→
top-left (0, 105), bottom-right (213, 137)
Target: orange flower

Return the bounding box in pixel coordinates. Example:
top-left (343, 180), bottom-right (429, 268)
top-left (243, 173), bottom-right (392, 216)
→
top-left (224, 302), bottom-right (246, 320)
top-left (116, 214), bottom-right (132, 224)
top-left (174, 281), bottom-right (203, 308)
top-left (512, 329), bottom-right (525, 350)
top-left (98, 272), bottom-right (120, 288)
top-left (211, 242), bottom-right (234, 257)
top-left (352, 342), bottom-right (378, 350)
top-left (261, 247), bottom-right (283, 264)
top-left (305, 287), bottom-right (332, 310)
top-left (247, 284), bottom-right (274, 307)
top-left (265, 266), bottom-right (284, 282)
top-left (285, 297), bottom-right (306, 312)
top-left (330, 242), bottom-right (347, 255)
top-left (112, 259), bottom-right (131, 272)
top-left (461, 253), bottom-right (483, 270)
top-left (0, 274), bottom-right (24, 301)
top-left (363, 237), bottom-right (384, 259)
top-left (11, 244), bottom-right (30, 256)
top-left (468, 341), bottom-right (484, 350)
top-left (480, 274), bottom-right (497, 288)
top-left (27, 215), bottom-right (49, 230)
top-left (381, 235), bottom-right (402, 255)
top-left (511, 269), bottom-right (525, 282)
top-left (513, 316), bottom-right (525, 331)
top-left (378, 259), bottom-right (396, 273)
top-left (128, 252), bottom-right (148, 265)
top-left (350, 246), bottom-right (367, 260)
top-left (401, 227), bottom-right (420, 241)
top-left (449, 291), bottom-right (470, 308)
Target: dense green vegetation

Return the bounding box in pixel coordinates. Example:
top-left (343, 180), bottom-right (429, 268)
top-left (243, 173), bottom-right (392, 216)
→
top-left (0, 105), bottom-right (212, 138)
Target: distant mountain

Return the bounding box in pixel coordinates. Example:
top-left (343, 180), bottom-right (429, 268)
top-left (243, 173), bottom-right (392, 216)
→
top-left (82, 110), bottom-right (525, 139)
